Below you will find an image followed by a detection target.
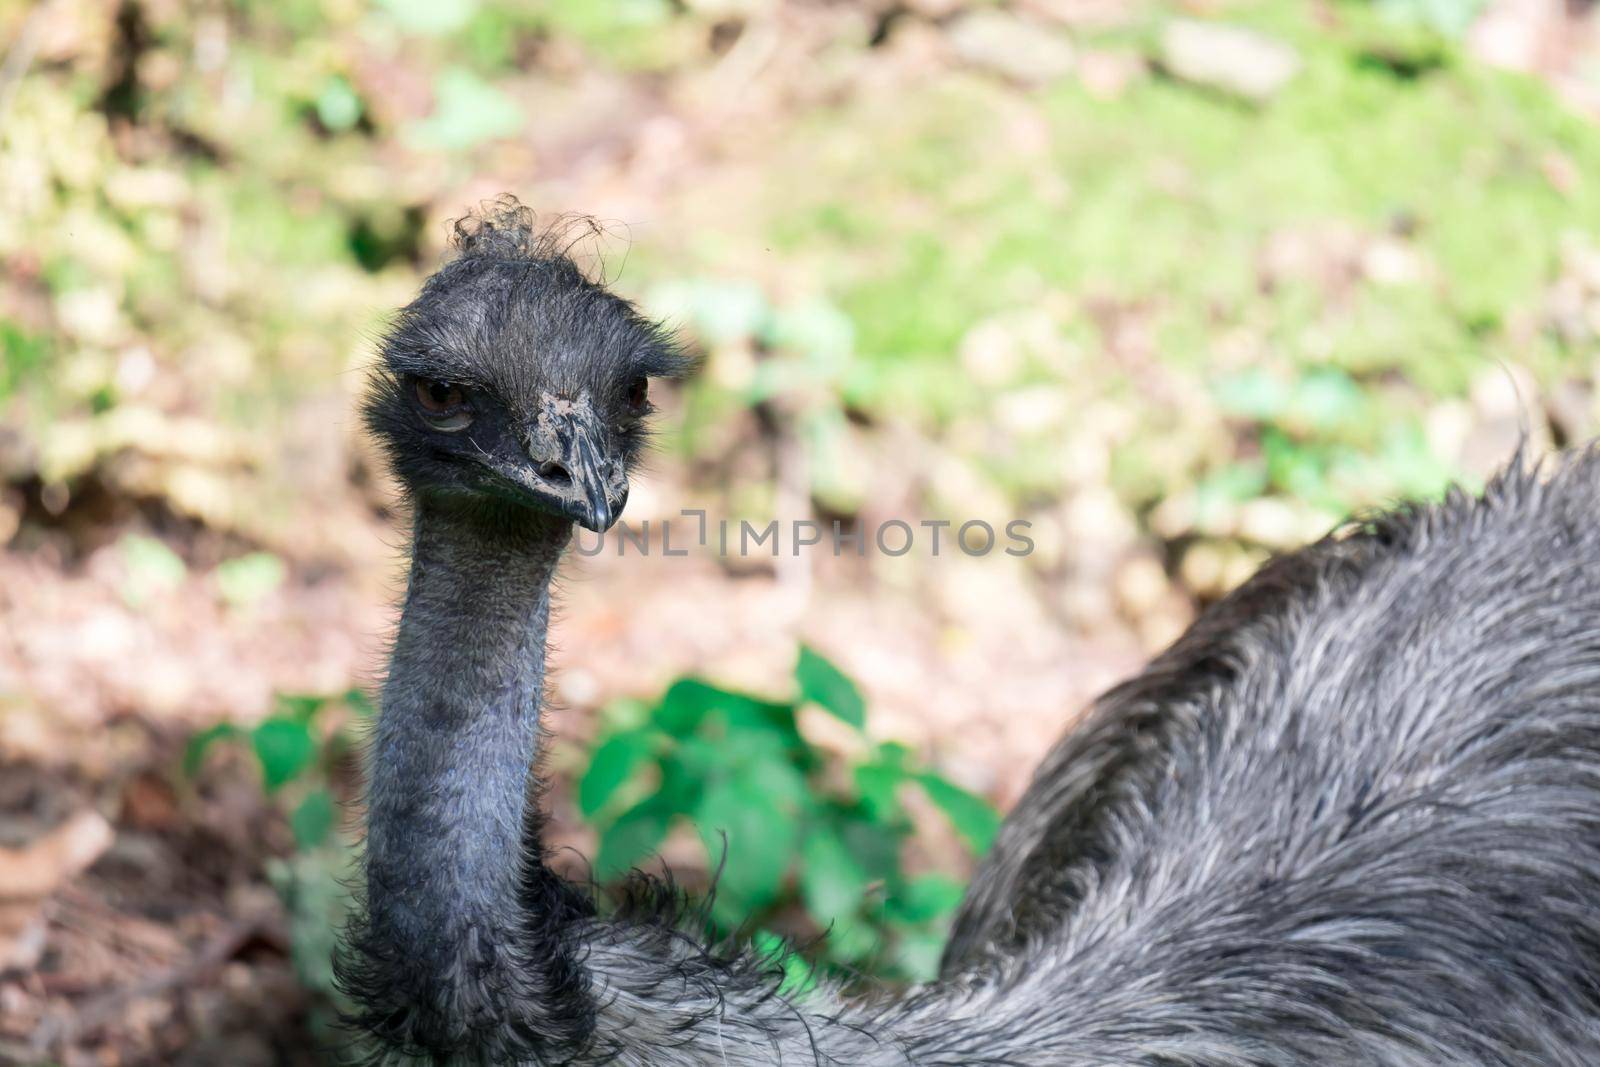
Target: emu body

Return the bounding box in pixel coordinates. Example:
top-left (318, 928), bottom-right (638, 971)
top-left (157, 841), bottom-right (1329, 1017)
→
top-left (341, 200), bottom-right (1600, 1065)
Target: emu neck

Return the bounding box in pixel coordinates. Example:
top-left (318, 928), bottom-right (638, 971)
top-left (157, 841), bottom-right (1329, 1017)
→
top-left (354, 505), bottom-right (911, 1064)
top-left (360, 503), bottom-right (575, 1046)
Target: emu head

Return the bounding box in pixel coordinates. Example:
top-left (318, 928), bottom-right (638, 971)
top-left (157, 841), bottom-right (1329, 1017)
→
top-left (364, 199), bottom-right (684, 532)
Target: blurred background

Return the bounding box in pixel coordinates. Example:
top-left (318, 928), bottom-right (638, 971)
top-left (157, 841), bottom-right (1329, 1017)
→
top-left (5, 0), bottom-right (1600, 1062)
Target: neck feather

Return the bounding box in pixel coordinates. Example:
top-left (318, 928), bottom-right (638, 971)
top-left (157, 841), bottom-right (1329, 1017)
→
top-left (373, 505), bottom-right (559, 924)
top-left (342, 503), bottom-right (597, 1059)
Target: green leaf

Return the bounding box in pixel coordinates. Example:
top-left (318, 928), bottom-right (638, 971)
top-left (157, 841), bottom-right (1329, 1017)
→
top-left (1193, 461), bottom-right (1270, 533)
top-left (183, 722), bottom-right (240, 777)
top-left (599, 696), bottom-right (650, 732)
top-left (1376, 0), bottom-right (1484, 37)
top-left (648, 756), bottom-right (703, 819)
top-left (673, 734), bottom-right (724, 782)
top-left (647, 278), bottom-right (770, 346)
top-left (752, 930), bottom-right (817, 997)
top-left (1378, 422), bottom-right (1455, 500)
top-left (840, 816), bottom-right (902, 882)
top-left (1213, 368), bottom-right (1287, 421)
top-left (891, 926), bottom-right (948, 983)
top-left (916, 773), bottom-right (1000, 854)
top-left (376, 0), bottom-right (478, 35)
top-left (216, 552), bottom-right (287, 608)
top-left (275, 693), bottom-right (326, 725)
top-left (696, 777), bottom-right (796, 915)
top-left (290, 788), bottom-right (336, 849)
top-left (854, 762), bottom-right (902, 821)
top-left (889, 874), bottom-right (966, 923)
top-left (1262, 428), bottom-right (1330, 502)
top-left (652, 678), bottom-right (725, 736)
top-left (855, 743), bottom-right (909, 820)
top-left (1289, 367), bottom-right (1364, 432)
top-left (799, 830), bottom-right (869, 928)
top-left (795, 645), bottom-right (865, 729)
top-left (718, 724), bottom-right (807, 788)
top-left (652, 678), bottom-right (795, 741)
top-left (579, 730), bottom-right (653, 817)
top-left (252, 717), bottom-right (318, 793)
top-left (119, 535), bottom-right (186, 607)
top-left (822, 913), bottom-right (879, 963)
top-left (0, 318), bottom-right (49, 400)
top-left (595, 800), bottom-right (671, 880)
top-left (407, 68), bottom-right (523, 151)
top-left (765, 297), bottom-right (855, 369)
top-left (876, 741), bottom-right (911, 769)
top-left (314, 75), bottom-right (363, 132)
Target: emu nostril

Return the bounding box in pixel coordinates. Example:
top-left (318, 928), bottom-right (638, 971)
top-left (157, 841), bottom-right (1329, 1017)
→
top-left (538, 461), bottom-right (572, 486)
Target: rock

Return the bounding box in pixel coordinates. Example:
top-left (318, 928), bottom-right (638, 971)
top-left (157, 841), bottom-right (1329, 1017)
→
top-left (1237, 497), bottom-right (1302, 549)
top-left (1542, 151), bottom-right (1579, 197)
top-left (1020, 0), bottom-right (1137, 29)
top-left (960, 317), bottom-right (1026, 387)
top-left (683, 0), bottom-right (774, 16)
top-left (1158, 19), bottom-right (1301, 103)
top-left (1470, 363), bottom-right (1540, 422)
top-left (994, 385), bottom-right (1071, 434)
top-left (1547, 378), bottom-right (1597, 443)
top-left (1113, 552), bottom-right (1171, 617)
top-left (1078, 48), bottom-right (1146, 100)
top-left (1361, 237), bottom-right (1426, 287)
top-left (903, 0), bottom-right (968, 18)
top-left (1468, 0), bottom-right (1565, 74)
top-left (947, 10), bottom-right (1076, 86)
top-left (1179, 541), bottom-right (1226, 596)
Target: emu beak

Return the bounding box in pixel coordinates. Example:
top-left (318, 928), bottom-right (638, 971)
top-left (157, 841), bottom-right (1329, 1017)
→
top-left (524, 403), bottom-right (626, 533)
top-left (567, 429), bottom-right (619, 533)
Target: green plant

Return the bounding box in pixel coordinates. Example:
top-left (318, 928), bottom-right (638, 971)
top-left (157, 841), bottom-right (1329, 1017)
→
top-left (648, 279), bottom-right (875, 513)
top-left (1375, 0), bottom-right (1487, 37)
top-left (184, 689), bottom-right (366, 845)
top-left (1211, 364), bottom-right (1460, 513)
top-left (0, 320), bottom-right (49, 401)
top-left (184, 689), bottom-right (369, 1019)
top-left (579, 645), bottom-right (997, 984)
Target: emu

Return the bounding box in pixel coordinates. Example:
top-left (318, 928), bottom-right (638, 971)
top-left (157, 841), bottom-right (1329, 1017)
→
top-left (339, 198), bottom-right (1600, 1065)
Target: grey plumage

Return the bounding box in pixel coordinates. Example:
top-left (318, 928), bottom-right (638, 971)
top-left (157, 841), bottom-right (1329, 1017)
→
top-left (340, 197), bottom-right (1600, 1065)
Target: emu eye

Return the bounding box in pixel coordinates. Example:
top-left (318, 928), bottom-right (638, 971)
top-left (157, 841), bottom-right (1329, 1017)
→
top-left (625, 376), bottom-right (648, 414)
top-left (412, 377), bottom-right (473, 432)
